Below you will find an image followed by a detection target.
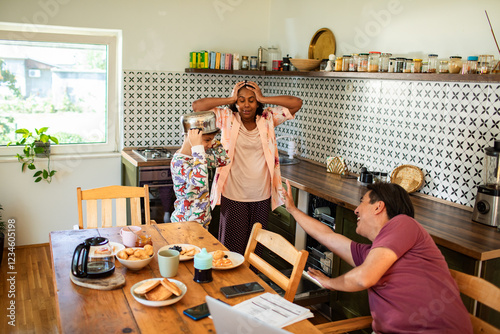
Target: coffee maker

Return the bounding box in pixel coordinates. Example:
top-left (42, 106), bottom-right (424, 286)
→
top-left (472, 139), bottom-right (500, 227)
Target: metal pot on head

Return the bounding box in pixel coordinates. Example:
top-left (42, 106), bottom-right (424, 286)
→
top-left (181, 111), bottom-right (220, 134)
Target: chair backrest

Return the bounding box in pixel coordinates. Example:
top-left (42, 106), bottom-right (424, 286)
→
top-left (243, 223), bottom-right (308, 302)
top-left (450, 269), bottom-right (500, 334)
top-left (77, 185), bottom-right (152, 229)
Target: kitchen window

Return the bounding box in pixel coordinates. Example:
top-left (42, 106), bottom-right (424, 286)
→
top-left (0, 22), bottom-right (122, 156)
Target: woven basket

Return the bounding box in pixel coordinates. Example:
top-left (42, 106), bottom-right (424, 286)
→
top-left (390, 165), bottom-right (424, 193)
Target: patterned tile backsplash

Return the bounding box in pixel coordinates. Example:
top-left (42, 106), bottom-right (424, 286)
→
top-left (123, 71), bottom-right (500, 207)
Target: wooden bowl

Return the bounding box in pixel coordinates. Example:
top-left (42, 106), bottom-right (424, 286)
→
top-left (290, 58), bottom-right (322, 72)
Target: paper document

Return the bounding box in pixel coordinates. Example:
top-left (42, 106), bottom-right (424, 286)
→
top-left (233, 292), bottom-right (314, 328)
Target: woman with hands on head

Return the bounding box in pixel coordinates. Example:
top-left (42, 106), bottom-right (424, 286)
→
top-left (192, 80), bottom-right (302, 254)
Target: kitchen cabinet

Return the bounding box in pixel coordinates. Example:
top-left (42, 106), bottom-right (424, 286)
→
top-left (185, 68), bottom-right (500, 83)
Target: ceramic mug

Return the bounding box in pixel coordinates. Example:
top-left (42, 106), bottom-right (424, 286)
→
top-left (157, 249), bottom-right (180, 278)
top-left (120, 226), bottom-right (141, 248)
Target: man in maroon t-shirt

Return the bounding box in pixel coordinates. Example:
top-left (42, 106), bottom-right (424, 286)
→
top-left (283, 181), bottom-right (472, 334)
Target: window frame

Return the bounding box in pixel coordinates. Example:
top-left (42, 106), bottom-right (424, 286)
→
top-left (0, 22), bottom-right (122, 156)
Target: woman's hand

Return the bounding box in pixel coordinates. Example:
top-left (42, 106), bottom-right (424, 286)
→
top-left (230, 81), bottom-right (246, 103)
top-left (187, 128), bottom-right (203, 147)
top-left (244, 81), bottom-right (264, 102)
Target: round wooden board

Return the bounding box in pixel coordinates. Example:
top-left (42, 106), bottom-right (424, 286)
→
top-left (70, 271), bottom-right (126, 290)
top-left (308, 28), bottom-right (336, 60)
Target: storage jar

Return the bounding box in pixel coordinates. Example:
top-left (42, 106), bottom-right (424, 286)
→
top-left (412, 59), bottom-right (422, 73)
top-left (349, 54), bottom-right (359, 71)
top-left (448, 56), bottom-right (462, 74)
top-left (357, 53), bottom-right (369, 72)
top-left (462, 56), bottom-right (478, 74)
top-left (395, 57), bottom-right (405, 73)
top-left (241, 56), bottom-right (249, 70)
top-left (479, 55), bottom-right (494, 74)
top-left (379, 53), bottom-right (391, 72)
top-left (388, 58), bottom-right (396, 73)
top-left (250, 56), bottom-right (258, 70)
top-left (259, 61), bottom-right (267, 71)
top-left (368, 51), bottom-right (381, 72)
top-left (439, 60), bottom-right (449, 73)
top-left (427, 54), bottom-right (438, 73)
top-left (335, 56), bottom-right (343, 71)
top-left (421, 61), bottom-right (429, 73)
top-left (342, 55), bottom-right (352, 72)
top-left (403, 59), bottom-right (413, 73)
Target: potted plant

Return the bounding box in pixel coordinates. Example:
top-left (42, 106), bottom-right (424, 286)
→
top-left (0, 205), bottom-right (5, 267)
top-left (8, 127), bottom-right (59, 183)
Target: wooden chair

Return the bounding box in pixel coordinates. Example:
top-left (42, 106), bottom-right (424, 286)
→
top-left (243, 222), bottom-right (309, 302)
top-left (450, 269), bottom-right (500, 334)
top-left (77, 185), bottom-right (154, 229)
top-left (316, 269), bottom-right (500, 334)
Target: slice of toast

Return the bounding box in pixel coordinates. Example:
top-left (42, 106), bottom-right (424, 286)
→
top-left (161, 278), bottom-right (182, 296)
top-left (145, 285), bottom-right (173, 301)
top-left (134, 279), bottom-right (160, 295)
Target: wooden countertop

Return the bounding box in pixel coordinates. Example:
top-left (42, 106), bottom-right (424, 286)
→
top-left (121, 147), bottom-right (178, 167)
top-left (280, 160), bottom-right (500, 262)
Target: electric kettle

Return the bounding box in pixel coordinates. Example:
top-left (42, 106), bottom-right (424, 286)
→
top-left (71, 237), bottom-right (115, 278)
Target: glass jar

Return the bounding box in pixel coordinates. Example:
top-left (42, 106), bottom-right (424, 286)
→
top-left (250, 56), bottom-right (258, 70)
top-left (395, 57), bottom-right (405, 73)
top-left (439, 60), bottom-right (449, 73)
top-left (241, 56), bottom-right (249, 70)
top-left (448, 56), bottom-right (462, 74)
top-left (335, 56), bottom-right (343, 71)
top-left (422, 61), bottom-right (429, 73)
top-left (388, 58), bottom-right (396, 73)
top-left (136, 232), bottom-right (153, 247)
top-left (259, 61), bottom-right (267, 71)
top-left (267, 47), bottom-right (281, 71)
top-left (412, 59), bottom-right (422, 73)
top-left (403, 59), bottom-right (413, 73)
top-left (358, 53), bottom-right (369, 72)
top-left (379, 53), bottom-right (391, 72)
top-left (349, 54), bottom-right (359, 71)
top-left (342, 55), bottom-right (351, 71)
top-left (462, 56), bottom-right (478, 74)
top-left (319, 59), bottom-right (329, 71)
top-left (368, 51), bottom-right (381, 72)
top-left (479, 54), bottom-right (494, 74)
top-left (427, 54), bottom-right (438, 73)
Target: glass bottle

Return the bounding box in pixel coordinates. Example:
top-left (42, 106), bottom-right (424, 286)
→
top-left (448, 56), bottom-right (462, 74)
top-left (439, 60), bottom-right (449, 73)
top-left (379, 53), bottom-right (391, 72)
top-left (412, 59), bottom-right (422, 73)
top-left (241, 56), bottom-right (249, 70)
top-left (368, 51), bottom-right (381, 72)
top-left (358, 53), bottom-right (369, 72)
top-left (342, 55), bottom-right (352, 71)
top-left (427, 54), bottom-right (438, 73)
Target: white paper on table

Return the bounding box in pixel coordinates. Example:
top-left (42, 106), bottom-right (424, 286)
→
top-left (233, 292), bottom-right (314, 328)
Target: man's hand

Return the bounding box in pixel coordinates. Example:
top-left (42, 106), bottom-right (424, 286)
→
top-left (283, 179), bottom-right (297, 213)
top-left (307, 268), bottom-right (332, 290)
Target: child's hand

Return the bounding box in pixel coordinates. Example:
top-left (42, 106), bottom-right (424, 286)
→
top-left (188, 128), bottom-right (203, 147)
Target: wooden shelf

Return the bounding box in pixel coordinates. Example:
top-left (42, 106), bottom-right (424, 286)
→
top-left (185, 68), bottom-right (500, 83)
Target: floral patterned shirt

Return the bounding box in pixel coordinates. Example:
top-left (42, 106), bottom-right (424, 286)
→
top-left (170, 140), bottom-right (230, 227)
top-left (210, 106), bottom-right (294, 211)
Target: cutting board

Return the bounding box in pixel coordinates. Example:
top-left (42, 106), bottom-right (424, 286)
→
top-left (70, 271), bottom-right (126, 290)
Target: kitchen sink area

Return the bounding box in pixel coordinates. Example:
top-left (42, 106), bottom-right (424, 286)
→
top-left (279, 153), bottom-right (300, 165)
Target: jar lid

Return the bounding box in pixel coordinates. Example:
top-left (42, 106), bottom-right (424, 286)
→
top-left (406, 58), bottom-right (413, 61)
top-left (396, 57), bottom-right (406, 60)
top-left (413, 59), bottom-right (422, 61)
top-left (359, 53), bottom-right (369, 56)
top-left (369, 51), bottom-right (381, 54)
top-left (194, 248), bottom-right (213, 270)
top-left (343, 55), bottom-right (352, 57)
top-left (450, 56), bottom-right (462, 59)
top-left (428, 54), bottom-right (438, 57)
top-left (251, 56), bottom-right (257, 58)
top-left (389, 57), bottom-right (396, 60)
top-left (467, 56), bottom-right (478, 61)
top-left (242, 56), bottom-right (248, 59)
top-left (440, 60), bottom-right (448, 64)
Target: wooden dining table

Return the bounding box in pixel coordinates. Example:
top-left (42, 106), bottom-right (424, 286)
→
top-left (49, 222), bottom-right (322, 333)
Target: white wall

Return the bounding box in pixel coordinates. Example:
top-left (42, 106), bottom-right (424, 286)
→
top-left (1, 0), bottom-right (499, 245)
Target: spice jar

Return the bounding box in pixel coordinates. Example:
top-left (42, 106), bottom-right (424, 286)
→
top-left (335, 56), bottom-right (343, 71)
top-left (379, 53), bottom-right (391, 72)
top-left (422, 61), bottom-right (429, 73)
top-left (259, 61), bottom-right (267, 71)
top-left (412, 59), bottom-right (422, 73)
top-left (250, 56), bottom-right (258, 70)
top-left (479, 55), bottom-right (494, 74)
top-left (349, 54), bottom-right (359, 71)
top-left (404, 59), bottom-right (413, 73)
top-left (388, 58), bottom-right (396, 72)
top-left (368, 51), bottom-right (381, 72)
top-left (395, 57), bottom-right (405, 73)
top-left (439, 60), bottom-right (449, 73)
top-left (358, 53), bottom-right (369, 72)
top-left (427, 54), bottom-right (438, 73)
top-left (241, 56), bottom-right (249, 70)
top-left (136, 232), bottom-right (153, 247)
top-left (342, 55), bottom-right (352, 71)
top-left (448, 56), bottom-right (462, 74)
top-left (462, 56), bottom-right (478, 74)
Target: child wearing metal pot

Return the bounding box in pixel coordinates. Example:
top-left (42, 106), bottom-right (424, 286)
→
top-left (170, 114), bottom-right (230, 228)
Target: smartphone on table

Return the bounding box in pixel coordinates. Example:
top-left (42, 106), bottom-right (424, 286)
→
top-left (183, 302), bottom-right (210, 321)
top-left (220, 281), bottom-right (265, 298)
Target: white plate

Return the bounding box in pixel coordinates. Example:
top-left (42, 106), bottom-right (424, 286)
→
top-left (131, 278), bottom-right (187, 307)
top-left (161, 244), bottom-right (201, 261)
top-left (90, 242), bottom-right (125, 258)
top-left (209, 251), bottom-right (245, 270)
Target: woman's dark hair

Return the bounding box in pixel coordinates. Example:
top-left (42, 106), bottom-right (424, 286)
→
top-left (229, 85), bottom-right (264, 116)
top-left (366, 182), bottom-right (415, 219)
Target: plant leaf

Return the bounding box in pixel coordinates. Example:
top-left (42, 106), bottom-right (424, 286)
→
top-left (34, 147), bottom-right (44, 154)
top-left (15, 129), bottom-right (29, 135)
top-left (38, 127), bottom-right (49, 134)
top-left (43, 170), bottom-right (48, 178)
top-left (39, 134), bottom-right (49, 142)
top-left (49, 136), bottom-right (59, 144)
top-left (49, 170), bottom-right (57, 176)
top-left (28, 163), bottom-right (36, 170)
top-left (35, 177), bottom-right (42, 183)
top-left (33, 171), bottom-right (42, 177)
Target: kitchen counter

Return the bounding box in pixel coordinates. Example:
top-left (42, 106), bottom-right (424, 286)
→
top-left (121, 147), bottom-right (178, 167)
top-left (280, 159), bottom-right (500, 262)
